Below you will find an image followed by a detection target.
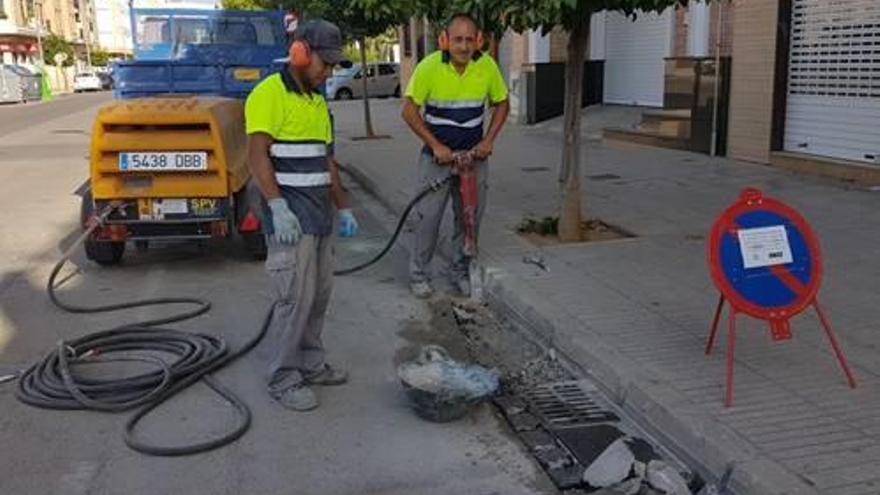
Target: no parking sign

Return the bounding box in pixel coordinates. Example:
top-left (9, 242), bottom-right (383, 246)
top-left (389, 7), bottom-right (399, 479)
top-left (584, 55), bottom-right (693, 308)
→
top-left (704, 188), bottom-right (855, 406)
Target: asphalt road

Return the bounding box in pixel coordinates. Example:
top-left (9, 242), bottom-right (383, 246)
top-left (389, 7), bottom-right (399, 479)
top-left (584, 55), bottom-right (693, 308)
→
top-left (0, 93), bottom-right (553, 494)
top-left (0, 91), bottom-right (111, 138)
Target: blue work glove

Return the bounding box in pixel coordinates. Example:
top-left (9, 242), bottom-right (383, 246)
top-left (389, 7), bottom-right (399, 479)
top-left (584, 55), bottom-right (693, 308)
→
top-left (268, 197), bottom-right (302, 245)
top-left (337, 208), bottom-right (359, 238)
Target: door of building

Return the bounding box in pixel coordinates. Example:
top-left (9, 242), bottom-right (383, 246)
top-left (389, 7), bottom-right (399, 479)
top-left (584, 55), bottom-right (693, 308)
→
top-left (602, 9), bottom-right (673, 107)
top-left (784, 0), bottom-right (880, 164)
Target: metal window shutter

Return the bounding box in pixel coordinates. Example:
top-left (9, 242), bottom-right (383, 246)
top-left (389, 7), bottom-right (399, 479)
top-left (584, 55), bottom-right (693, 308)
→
top-left (603, 9), bottom-right (672, 107)
top-left (785, 0), bottom-right (880, 164)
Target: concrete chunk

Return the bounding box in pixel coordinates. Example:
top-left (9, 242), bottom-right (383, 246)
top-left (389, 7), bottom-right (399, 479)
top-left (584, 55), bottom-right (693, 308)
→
top-left (582, 438), bottom-right (635, 488)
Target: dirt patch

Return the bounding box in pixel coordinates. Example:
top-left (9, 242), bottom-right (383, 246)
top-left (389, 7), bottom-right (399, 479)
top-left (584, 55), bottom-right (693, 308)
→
top-left (396, 298), bottom-right (570, 394)
top-left (516, 216), bottom-right (634, 246)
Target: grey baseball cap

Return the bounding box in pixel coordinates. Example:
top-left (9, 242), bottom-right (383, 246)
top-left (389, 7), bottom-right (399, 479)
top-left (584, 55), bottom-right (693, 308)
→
top-left (294, 19), bottom-right (352, 68)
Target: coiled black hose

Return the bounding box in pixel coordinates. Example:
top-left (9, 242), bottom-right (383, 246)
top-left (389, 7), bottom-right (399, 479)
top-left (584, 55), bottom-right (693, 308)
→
top-left (16, 207), bottom-right (276, 456)
top-left (16, 175), bottom-right (449, 455)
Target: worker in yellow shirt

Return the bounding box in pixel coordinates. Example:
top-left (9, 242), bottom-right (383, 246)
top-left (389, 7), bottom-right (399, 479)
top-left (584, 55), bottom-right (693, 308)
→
top-left (245, 19), bottom-right (358, 411)
top-left (401, 13), bottom-right (510, 298)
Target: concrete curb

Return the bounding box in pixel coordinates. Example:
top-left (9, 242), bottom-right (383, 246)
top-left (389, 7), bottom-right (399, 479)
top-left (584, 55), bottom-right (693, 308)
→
top-left (342, 160), bottom-right (819, 495)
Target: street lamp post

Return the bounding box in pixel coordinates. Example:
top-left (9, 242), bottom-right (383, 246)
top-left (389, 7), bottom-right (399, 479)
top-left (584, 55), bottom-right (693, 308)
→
top-left (34, 0), bottom-right (45, 66)
top-left (78, 0), bottom-right (92, 68)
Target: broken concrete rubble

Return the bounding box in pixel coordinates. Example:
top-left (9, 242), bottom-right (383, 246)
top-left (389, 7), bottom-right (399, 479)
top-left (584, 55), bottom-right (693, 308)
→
top-left (646, 460), bottom-right (692, 495)
top-left (582, 438), bottom-right (636, 488)
top-left (588, 477), bottom-right (642, 495)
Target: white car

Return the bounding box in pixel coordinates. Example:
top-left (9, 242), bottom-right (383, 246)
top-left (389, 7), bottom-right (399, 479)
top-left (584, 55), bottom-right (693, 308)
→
top-left (74, 73), bottom-right (103, 92)
top-left (325, 63), bottom-right (400, 100)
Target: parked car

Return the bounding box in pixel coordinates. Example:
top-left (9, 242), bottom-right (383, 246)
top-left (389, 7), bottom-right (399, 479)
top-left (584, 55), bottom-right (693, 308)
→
top-left (97, 72), bottom-right (113, 90)
top-left (325, 62), bottom-right (400, 100)
top-left (74, 72), bottom-right (104, 92)
top-left (0, 64), bottom-right (42, 103)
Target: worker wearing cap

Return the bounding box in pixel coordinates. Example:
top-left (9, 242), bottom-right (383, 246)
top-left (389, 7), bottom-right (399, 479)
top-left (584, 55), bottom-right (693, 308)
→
top-left (245, 19), bottom-right (358, 411)
top-left (401, 13), bottom-right (510, 299)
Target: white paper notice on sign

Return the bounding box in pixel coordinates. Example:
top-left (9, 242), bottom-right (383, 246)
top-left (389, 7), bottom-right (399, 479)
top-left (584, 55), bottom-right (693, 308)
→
top-left (738, 225), bottom-right (794, 269)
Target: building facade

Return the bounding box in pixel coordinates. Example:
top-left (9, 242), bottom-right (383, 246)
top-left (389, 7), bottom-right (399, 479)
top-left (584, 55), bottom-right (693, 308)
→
top-left (94, 0), bottom-right (130, 54)
top-left (727, 0), bottom-right (880, 180)
top-left (0, 0), bottom-right (41, 64)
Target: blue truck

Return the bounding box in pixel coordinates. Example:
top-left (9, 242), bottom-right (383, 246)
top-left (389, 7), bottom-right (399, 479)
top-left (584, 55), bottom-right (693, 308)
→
top-left (113, 8), bottom-right (288, 100)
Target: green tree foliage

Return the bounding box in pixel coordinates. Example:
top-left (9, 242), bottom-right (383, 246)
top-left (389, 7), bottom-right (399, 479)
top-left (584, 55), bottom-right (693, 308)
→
top-left (221, 0), bottom-right (265, 9)
top-left (43, 34), bottom-right (75, 67)
top-left (90, 48), bottom-right (113, 67)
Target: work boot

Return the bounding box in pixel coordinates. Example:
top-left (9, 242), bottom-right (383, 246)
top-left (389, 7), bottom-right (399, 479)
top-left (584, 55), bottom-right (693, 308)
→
top-left (410, 280), bottom-right (434, 299)
top-left (452, 278), bottom-right (471, 298)
top-left (272, 384), bottom-right (318, 411)
top-left (304, 364), bottom-right (348, 386)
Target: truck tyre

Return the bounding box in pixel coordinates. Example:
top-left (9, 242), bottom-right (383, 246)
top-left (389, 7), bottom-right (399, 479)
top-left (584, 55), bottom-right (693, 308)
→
top-left (243, 232), bottom-right (267, 261)
top-left (80, 190), bottom-right (125, 266)
top-left (336, 88), bottom-right (353, 100)
top-left (85, 240), bottom-right (125, 265)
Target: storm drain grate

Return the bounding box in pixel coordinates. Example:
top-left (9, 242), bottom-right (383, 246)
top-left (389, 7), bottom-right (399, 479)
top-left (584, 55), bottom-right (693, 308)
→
top-left (523, 380), bottom-right (619, 430)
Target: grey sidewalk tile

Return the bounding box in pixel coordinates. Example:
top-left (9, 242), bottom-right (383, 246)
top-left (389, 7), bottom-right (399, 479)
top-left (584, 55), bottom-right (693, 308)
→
top-left (805, 461), bottom-right (880, 491)
top-left (759, 431), bottom-right (867, 453)
top-left (770, 438), bottom-right (876, 461)
top-left (813, 482), bottom-right (880, 495)
top-left (782, 445), bottom-right (880, 474)
top-left (723, 411), bottom-right (832, 431)
top-left (741, 417), bottom-right (843, 437)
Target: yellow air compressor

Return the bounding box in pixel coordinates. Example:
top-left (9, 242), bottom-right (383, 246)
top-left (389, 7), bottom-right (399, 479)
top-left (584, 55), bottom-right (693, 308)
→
top-left (81, 96), bottom-right (265, 264)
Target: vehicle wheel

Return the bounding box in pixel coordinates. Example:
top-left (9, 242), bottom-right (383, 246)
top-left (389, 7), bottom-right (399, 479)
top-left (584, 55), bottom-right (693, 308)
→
top-left (85, 239), bottom-right (125, 265)
top-left (80, 190), bottom-right (125, 265)
top-left (233, 182), bottom-right (268, 261)
top-left (393, 85), bottom-right (400, 98)
top-left (242, 231), bottom-right (267, 261)
top-left (336, 88), bottom-right (353, 100)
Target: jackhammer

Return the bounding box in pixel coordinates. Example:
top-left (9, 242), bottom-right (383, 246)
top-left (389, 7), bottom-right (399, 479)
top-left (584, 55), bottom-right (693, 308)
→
top-left (334, 150), bottom-right (480, 276)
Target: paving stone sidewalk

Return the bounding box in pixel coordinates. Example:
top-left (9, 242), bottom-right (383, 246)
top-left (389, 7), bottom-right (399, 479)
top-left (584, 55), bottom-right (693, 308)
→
top-left (332, 99), bottom-right (880, 495)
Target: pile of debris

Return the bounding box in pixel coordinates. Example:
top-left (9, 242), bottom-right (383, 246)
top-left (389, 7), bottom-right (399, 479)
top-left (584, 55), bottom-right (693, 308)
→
top-left (494, 384), bottom-right (730, 495)
top-left (439, 300), bottom-right (731, 494)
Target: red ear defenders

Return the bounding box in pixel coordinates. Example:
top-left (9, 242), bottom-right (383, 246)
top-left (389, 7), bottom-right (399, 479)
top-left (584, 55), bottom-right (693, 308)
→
top-left (437, 29), bottom-right (485, 52)
top-left (289, 39), bottom-right (311, 68)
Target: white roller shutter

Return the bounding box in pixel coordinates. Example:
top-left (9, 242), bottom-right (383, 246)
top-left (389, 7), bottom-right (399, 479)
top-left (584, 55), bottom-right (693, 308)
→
top-left (785, 0), bottom-right (880, 164)
top-left (603, 9), bottom-right (673, 107)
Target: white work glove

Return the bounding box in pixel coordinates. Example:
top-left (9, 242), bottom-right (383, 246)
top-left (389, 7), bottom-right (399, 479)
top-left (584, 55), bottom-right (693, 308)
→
top-left (337, 209), bottom-right (359, 238)
top-left (268, 197), bottom-right (302, 245)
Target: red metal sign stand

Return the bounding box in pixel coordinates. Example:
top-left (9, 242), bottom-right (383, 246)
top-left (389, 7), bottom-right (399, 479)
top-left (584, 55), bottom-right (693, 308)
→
top-left (705, 188), bottom-right (856, 407)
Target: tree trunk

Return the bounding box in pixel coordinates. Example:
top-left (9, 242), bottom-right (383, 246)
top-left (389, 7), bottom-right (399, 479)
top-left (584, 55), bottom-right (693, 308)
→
top-left (358, 36), bottom-right (376, 138)
top-left (557, 15), bottom-right (591, 242)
